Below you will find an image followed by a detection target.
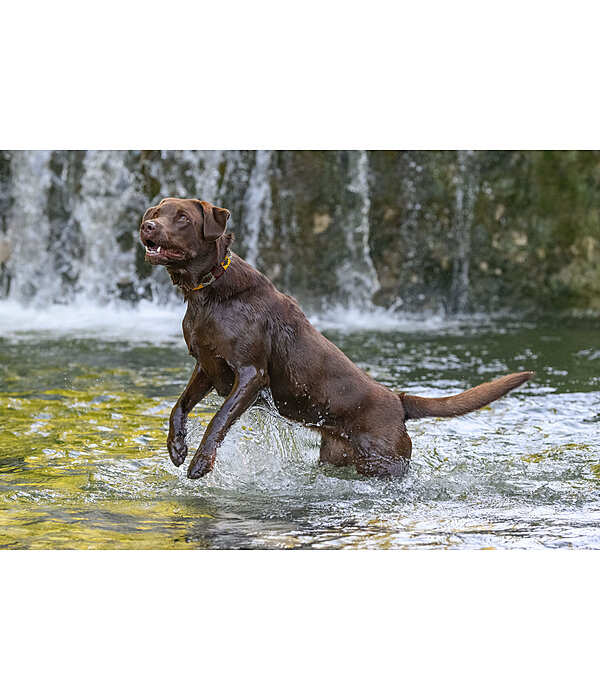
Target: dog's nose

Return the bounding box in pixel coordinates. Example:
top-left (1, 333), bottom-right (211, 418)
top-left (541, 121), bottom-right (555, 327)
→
top-left (142, 220), bottom-right (157, 233)
top-left (141, 220), bottom-right (159, 243)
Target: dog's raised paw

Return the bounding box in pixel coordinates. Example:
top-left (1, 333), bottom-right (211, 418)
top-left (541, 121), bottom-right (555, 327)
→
top-left (167, 436), bottom-right (188, 467)
top-left (187, 451), bottom-right (215, 479)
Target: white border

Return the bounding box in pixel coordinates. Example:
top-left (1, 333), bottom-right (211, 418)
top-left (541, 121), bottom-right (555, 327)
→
top-left (2, 2), bottom-right (599, 697)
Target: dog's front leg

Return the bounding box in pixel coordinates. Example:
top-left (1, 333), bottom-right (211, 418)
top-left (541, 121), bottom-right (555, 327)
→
top-left (187, 365), bottom-right (269, 479)
top-left (168, 363), bottom-right (213, 467)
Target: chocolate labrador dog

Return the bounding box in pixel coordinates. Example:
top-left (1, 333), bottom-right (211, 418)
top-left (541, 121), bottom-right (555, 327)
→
top-left (140, 197), bottom-right (533, 478)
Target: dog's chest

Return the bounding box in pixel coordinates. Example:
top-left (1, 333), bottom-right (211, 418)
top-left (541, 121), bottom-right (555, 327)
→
top-left (183, 316), bottom-right (235, 397)
top-left (198, 352), bottom-right (235, 397)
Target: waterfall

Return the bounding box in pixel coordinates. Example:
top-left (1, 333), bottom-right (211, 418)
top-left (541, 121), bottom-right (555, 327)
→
top-left (0, 150), bottom-right (497, 314)
top-left (73, 151), bottom-right (144, 303)
top-left (4, 151), bottom-right (54, 303)
top-left (242, 150), bottom-right (273, 268)
top-left (337, 150), bottom-right (380, 308)
top-left (450, 150), bottom-right (479, 314)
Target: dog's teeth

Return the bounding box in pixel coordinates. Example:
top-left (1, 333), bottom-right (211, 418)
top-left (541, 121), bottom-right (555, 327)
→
top-left (157, 246), bottom-right (161, 253)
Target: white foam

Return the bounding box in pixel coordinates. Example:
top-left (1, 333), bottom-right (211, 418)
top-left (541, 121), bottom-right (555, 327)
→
top-left (0, 297), bottom-right (496, 341)
top-left (0, 299), bottom-right (184, 343)
top-left (308, 303), bottom-right (479, 332)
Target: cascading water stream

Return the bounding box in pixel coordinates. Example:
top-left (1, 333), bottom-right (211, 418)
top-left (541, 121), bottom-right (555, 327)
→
top-left (242, 150), bottom-right (274, 269)
top-left (3, 151), bottom-right (53, 303)
top-left (73, 151), bottom-right (144, 303)
top-left (450, 150), bottom-right (479, 314)
top-left (336, 150), bottom-right (381, 309)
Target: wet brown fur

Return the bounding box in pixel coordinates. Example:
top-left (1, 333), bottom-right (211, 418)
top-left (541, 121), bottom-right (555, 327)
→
top-left (140, 198), bottom-right (534, 479)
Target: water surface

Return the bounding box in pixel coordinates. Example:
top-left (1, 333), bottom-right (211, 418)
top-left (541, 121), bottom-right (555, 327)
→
top-left (1, 307), bottom-right (599, 549)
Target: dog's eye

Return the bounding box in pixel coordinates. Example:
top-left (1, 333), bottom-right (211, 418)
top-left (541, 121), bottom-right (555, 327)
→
top-left (151, 211), bottom-right (159, 219)
top-left (177, 214), bottom-right (188, 222)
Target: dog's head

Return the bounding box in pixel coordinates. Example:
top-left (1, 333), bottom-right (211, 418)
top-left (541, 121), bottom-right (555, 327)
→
top-left (139, 198), bottom-right (231, 268)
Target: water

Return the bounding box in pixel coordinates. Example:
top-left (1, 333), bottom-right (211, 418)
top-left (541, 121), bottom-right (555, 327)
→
top-left (1, 304), bottom-right (598, 549)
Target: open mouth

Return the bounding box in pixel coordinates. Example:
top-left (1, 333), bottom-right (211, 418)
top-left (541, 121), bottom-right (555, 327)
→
top-left (144, 240), bottom-right (185, 264)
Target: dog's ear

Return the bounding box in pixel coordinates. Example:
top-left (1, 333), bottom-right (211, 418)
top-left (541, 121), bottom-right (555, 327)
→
top-left (197, 201), bottom-right (230, 241)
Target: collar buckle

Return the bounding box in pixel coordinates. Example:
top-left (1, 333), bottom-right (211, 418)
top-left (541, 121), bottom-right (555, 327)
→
top-left (192, 250), bottom-right (231, 291)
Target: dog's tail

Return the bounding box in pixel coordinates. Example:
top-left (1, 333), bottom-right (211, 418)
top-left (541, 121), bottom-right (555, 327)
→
top-left (398, 371), bottom-right (534, 420)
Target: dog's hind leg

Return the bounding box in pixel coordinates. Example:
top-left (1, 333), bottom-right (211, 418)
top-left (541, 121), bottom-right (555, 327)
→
top-left (352, 428), bottom-right (413, 478)
top-left (320, 429), bottom-right (412, 478)
top-left (319, 432), bottom-right (355, 467)
top-left (355, 455), bottom-right (410, 478)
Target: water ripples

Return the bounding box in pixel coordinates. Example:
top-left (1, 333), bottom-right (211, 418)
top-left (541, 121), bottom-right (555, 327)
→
top-left (1, 319), bottom-right (599, 548)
